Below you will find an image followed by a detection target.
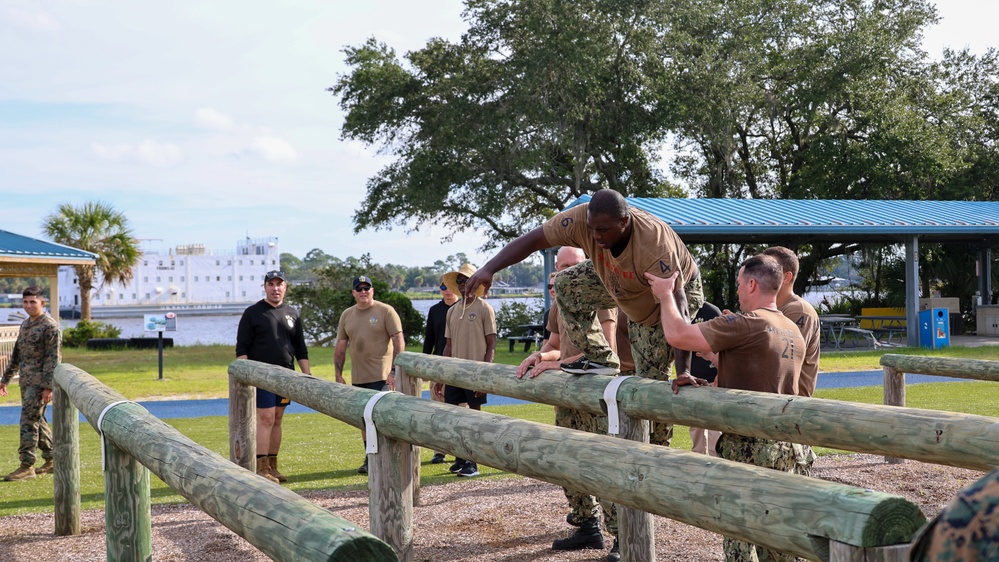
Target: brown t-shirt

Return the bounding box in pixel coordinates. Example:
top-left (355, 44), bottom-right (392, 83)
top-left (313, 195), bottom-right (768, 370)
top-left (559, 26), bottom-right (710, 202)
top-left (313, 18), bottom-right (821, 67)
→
top-left (542, 204), bottom-right (698, 326)
top-left (780, 294), bottom-right (820, 396)
top-left (698, 309), bottom-right (803, 395)
top-left (336, 301), bottom-right (403, 384)
top-left (546, 301), bottom-right (616, 361)
top-left (444, 297), bottom-right (496, 362)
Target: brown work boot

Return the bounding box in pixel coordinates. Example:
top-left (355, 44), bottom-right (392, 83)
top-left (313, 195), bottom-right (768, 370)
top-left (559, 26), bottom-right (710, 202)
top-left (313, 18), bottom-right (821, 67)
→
top-left (4, 464), bottom-right (36, 482)
top-left (256, 458), bottom-right (279, 483)
top-left (268, 456), bottom-right (287, 483)
top-left (35, 459), bottom-right (54, 475)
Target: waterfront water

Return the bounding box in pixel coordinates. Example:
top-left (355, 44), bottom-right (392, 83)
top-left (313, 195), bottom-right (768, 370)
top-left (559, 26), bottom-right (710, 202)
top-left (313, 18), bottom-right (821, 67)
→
top-left (62, 296), bottom-right (544, 347)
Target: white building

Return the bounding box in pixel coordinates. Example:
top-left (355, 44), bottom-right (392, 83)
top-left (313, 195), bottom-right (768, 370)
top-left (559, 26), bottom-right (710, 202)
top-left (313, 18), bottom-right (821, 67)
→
top-left (58, 237), bottom-right (280, 315)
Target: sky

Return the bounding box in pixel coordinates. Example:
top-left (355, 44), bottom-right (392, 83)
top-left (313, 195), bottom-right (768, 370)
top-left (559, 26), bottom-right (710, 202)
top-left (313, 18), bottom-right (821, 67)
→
top-left (2, 1), bottom-right (996, 268)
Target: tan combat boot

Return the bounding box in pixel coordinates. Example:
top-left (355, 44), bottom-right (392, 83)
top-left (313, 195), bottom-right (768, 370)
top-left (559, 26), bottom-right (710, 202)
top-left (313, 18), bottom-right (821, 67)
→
top-left (256, 458), bottom-right (279, 483)
top-left (35, 459), bottom-right (54, 475)
top-left (268, 456), bottom-right (287, 483)
top-left (4, 464), bottom-right (36, 482)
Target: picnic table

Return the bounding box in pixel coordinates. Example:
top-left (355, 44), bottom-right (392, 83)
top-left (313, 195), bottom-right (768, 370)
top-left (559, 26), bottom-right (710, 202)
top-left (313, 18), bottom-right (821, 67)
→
top-left (857, 315), bottom-right (907, 345)
top-left (507, 323), bottom-right (544, 352)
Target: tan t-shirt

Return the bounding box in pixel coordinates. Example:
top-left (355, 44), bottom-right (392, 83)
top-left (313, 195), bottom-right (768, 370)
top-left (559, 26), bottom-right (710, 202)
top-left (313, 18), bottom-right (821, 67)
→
top-left (444, 298), bottom-right (496, 362)
top-left (542, 204), bottom-right (698, 326)
top-left (336, 301), bottom-right (403, 384)
top-left (780, 294), bottom-right (820, 397)
top-left (698, 309), bottom-right (803, 395)
top-left (546, 300), bottom-right (616, 361)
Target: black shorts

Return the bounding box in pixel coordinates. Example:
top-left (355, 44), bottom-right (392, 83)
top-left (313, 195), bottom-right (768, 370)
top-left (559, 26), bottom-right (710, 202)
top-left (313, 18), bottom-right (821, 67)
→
top-left (444, 384), bottom-right (487, 407)
top-left (257, 389), bottom-right (290, 409)
top-left (353, 380), bottom-right (389, 392)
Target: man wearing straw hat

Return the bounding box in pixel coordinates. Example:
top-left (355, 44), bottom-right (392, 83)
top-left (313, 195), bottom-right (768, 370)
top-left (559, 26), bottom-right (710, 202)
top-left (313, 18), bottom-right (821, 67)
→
top-left (432, 263), bottom-right (496, 478)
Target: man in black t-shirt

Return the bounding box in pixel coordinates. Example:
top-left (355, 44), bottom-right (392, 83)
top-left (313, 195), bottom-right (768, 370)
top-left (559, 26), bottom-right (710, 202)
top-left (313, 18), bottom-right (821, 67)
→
top-left (687, 301), bottom-right (722, 456)
top-left (236, 270), bottom-right (310, 484)
top-left (421, 278), bottom-right (458, 463)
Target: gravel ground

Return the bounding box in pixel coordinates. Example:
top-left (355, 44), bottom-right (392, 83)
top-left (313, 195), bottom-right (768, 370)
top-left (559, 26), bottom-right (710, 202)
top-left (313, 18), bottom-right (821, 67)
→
top-left (0, 454), bottom-right (982, 561)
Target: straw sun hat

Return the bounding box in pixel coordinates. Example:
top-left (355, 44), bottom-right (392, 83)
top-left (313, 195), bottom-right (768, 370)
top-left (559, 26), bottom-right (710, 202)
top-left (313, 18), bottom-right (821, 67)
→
top-left (442, 263), bottom-right (486, 297)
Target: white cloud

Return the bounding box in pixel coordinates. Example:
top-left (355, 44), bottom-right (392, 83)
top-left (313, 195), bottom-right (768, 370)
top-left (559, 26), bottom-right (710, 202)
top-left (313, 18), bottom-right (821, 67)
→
top-left (249, 136), bottom-right (298, 163)
top-left (194, 108), bottom-right (235, 130)
top-left (6, 8), bottom-right (62, 32)
top-left (92, 139), bottom-right (182, 167)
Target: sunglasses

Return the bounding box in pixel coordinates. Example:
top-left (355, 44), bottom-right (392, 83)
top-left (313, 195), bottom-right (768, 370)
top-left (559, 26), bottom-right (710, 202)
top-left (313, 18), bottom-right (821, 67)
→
top-left (440, 284), bottom-right (448, 291)
top-left (456, 276), bottom-right (468, 285)
top-left (355, 286), bottom-right (372, 292)
top-left (547, 284), bottom-right (554, 290)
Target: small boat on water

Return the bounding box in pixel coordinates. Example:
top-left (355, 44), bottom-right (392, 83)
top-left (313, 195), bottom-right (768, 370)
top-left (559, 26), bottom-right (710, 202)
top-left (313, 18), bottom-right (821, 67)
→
top-left (0, 309), bottom-right (27, 325)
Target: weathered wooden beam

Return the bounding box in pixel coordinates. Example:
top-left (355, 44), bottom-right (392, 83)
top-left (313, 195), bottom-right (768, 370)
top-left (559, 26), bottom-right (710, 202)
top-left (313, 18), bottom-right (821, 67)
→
top-left (880, 354), bottom-right (999, 382)
top-left (228, 372), bottom-right (254, 470)
top-left (53, 383), bottom-right (81, 536)
top-left (883, 366), bottom-right (906, 465)
top-left (104, 438), bottom-right (151, 562)
top-left (56, 364), bottom-right (397, 562)
top-left (229, 359), bottom-right (925, 561)
top-left (393, 353), bottom-right (999, 471)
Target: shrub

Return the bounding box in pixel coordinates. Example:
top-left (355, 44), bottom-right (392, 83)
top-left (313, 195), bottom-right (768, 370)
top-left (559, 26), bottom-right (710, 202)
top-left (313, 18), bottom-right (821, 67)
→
top-left (62, 320), bottom-right (122, 348)
top-left (494, 300), bottom-right (543, 338)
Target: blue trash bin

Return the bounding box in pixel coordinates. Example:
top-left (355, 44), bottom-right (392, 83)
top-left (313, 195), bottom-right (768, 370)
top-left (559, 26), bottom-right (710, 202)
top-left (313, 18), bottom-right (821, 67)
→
top-left (918, 308), bottom-right (950, 349)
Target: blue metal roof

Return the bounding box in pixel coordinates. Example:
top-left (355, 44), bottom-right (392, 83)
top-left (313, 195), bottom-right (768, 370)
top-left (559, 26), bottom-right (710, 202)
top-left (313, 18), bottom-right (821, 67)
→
top-left (0, 230), bottom-right (97, 263)
top-left (566, 197), bottom-right (999, 246)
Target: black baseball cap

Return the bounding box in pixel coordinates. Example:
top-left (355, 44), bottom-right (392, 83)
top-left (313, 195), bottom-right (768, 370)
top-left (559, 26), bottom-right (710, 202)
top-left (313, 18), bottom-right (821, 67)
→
top-left (264, 270), bottom-right (285, 283)
top-left (353, 275), bottom-right (373, 289)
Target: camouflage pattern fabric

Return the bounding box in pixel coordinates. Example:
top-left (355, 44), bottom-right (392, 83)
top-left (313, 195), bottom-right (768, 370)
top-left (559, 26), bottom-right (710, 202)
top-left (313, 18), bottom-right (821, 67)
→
top-left (554, 260), bottom-right (704, 447)
top-left (717, 433), bottom-right (797, 562)
top-left (556, 405), bottom-right (618, 535)
top-left (910, 466), bottom-right (999, 561)
top-left (18, 385), bottom-right (53, 467)
top-left (791, 443), bottom-right (817, 476)
top-left (1, 313), bottom-right (61, 387)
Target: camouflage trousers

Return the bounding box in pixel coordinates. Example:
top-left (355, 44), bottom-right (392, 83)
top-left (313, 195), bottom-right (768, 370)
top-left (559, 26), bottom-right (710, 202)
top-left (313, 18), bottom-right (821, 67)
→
top-left (910, 466), bottom-right (999, 561)
top-left (791, 443), bottom-right (817, 476)
top-left (19, 385), bottom-right (53, 467)
top-left (555, 405), bottom-right (618, 536)
top-left (717, 433), bottom-right (797, 562)
top-left (554, 259), bottom-right (704, 446)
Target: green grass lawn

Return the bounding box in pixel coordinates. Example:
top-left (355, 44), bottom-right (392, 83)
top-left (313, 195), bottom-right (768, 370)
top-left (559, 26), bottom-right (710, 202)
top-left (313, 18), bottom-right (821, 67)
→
top-left (0, 343), bottom-right (996, 516)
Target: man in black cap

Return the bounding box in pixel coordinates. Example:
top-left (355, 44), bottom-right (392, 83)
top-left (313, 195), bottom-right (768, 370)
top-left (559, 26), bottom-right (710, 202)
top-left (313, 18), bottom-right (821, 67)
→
top-left (334, 275), bottom-right (405, 474)
top-left (236, 270), bottom-right (311, 483)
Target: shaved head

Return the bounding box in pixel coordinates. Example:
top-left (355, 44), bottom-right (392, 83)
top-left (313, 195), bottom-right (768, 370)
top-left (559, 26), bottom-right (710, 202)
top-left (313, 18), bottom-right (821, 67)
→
top-left (555, 246), bottom-right (586, 271)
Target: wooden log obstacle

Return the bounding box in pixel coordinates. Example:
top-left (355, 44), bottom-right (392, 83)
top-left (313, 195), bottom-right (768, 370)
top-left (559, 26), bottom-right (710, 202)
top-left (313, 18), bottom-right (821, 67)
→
top-left (229, 356), bottom-right (930, 562)
top-left (51, 363), bottom-right (398, 562)
top-left (880, 354), bottom-right (999, 465)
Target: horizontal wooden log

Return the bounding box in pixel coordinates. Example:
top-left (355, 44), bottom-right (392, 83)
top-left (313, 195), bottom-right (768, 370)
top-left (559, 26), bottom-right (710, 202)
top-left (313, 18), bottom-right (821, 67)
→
top-left (879, 354), bottom-right (999, 382)
top-left (393, 353), bottom-right (999, 472)
top-left (230, 359), bottom-right (926, 560)
top-left (56, 364), bottom-right (397, 562)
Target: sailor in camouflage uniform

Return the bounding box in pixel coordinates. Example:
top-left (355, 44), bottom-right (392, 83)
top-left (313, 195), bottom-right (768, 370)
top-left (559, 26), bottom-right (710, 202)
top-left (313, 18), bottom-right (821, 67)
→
top-left (0, 286), bottom-right (61, 482)
top-left (910, 466), bottom-right (999, 561)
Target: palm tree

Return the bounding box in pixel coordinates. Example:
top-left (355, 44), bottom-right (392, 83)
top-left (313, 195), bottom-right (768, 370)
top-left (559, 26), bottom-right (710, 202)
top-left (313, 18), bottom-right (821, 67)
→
top-left (42, 201), bottom-right (141, 320)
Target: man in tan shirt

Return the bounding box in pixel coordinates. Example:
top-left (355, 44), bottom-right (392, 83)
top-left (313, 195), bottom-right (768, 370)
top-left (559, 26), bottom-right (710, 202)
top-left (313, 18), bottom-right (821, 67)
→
top-left (334, 275), bottom-right (404, 475)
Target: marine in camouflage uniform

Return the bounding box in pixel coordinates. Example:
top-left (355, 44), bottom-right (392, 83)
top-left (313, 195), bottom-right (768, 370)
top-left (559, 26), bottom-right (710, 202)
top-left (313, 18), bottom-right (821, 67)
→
top-left (0, 291), bottom-right (61, 481)
top-left (910, 466), bottom-right (999, 561)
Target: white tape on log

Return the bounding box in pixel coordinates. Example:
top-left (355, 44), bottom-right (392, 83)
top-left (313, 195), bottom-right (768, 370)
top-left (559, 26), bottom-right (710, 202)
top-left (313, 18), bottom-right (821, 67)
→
top-left (602, 376), bottom-right (636, 435)
top-left (97, 400), bottom-right (133, 472)
top-left (363, 391), bottom-right (393, 454)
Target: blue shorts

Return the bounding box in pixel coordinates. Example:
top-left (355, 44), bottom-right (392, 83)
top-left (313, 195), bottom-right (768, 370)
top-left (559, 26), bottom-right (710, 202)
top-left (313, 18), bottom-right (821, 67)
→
top-left (257, 389), bottom-right (290, 409)
top-left (353, 380), bottom-right (389, 392)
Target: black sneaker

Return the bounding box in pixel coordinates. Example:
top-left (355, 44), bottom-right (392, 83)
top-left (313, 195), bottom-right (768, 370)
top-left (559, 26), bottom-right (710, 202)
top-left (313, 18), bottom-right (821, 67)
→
top-left (456, 461), bottom-right (479, 477)
top-left (430, 453), bottom-right (446, 464)
top-left (357, 458), bottom-right (368, 474)
top-left (449, 459), bottom-right (466, 473)
top-left (560, 357), bottom-right (619, 376)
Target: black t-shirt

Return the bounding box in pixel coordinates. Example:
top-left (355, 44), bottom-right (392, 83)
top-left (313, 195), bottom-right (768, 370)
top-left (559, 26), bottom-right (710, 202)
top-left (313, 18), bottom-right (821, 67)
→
top-left (690, 301), bottom-right (723, 383)
top-left (235, 300), bottom-right (308, 369)
top-left (422, 299), bottom-right (455, 355)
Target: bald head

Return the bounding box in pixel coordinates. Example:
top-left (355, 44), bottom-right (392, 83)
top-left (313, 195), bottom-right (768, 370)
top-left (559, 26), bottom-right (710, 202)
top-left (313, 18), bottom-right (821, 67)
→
top-left (555, 246), bottom-right (586, 271)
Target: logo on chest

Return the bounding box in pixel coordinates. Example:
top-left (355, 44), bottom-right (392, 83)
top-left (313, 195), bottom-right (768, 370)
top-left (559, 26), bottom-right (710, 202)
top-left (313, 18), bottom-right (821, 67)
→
top-left (284, 315), bottom-right (295, 329)
top-left (369, 316), bottom-right (379, 327)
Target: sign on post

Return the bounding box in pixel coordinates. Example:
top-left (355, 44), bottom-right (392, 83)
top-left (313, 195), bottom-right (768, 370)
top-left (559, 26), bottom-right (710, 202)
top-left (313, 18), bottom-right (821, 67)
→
top-left (144, 313), bottom-right (177, 380)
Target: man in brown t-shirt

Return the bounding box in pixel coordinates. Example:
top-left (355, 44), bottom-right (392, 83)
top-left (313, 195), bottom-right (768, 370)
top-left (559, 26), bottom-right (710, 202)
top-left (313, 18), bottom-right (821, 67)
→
top-left (334, 275), bottom-right (405, 475)
top-left (465, 189), bottom-right (703, 449)
top-left (648, 254), bottom-right (803, 562)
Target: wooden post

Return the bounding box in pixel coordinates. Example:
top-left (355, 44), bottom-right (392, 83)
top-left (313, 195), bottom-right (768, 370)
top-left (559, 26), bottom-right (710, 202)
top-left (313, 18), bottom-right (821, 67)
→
top-left (829, 540), bottom-right (910, 561)
top-left (369, 428), bottom-right (414, 561)
top-left (53, 383), bottom-right (81, 536)
top-left (60, 363), bottom-right (398, 562)
top-left (883, 365), bottom-right (906, 465)
top-left (615, 410), bottom-right (654, 562)
top-left (229, 359), bottom-right (927, 560)
top-left (228, 372), bottom-right (255, 469)
top-left (392, 353), bottom-right (999, 471)
top-left (103, 438), bottom-right (152, 562)
top-left (396, 364), bottom-right (422, 507)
